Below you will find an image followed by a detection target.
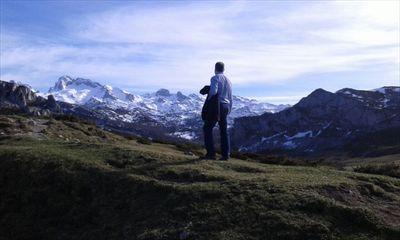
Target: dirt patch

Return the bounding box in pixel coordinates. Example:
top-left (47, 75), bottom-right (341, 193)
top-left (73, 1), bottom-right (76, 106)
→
top-left (320, 184), bottom-right (361, 204)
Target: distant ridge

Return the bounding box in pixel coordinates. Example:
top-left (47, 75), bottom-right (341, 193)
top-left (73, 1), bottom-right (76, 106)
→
top-left (232, 86), bottom-right (400, 156)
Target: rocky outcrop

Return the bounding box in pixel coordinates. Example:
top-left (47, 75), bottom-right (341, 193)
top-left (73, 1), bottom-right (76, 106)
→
top-left (0, 80), bottom-right (61, 116)
top-left (232, 87), bottom-right (400, 155)
top-left (0, 81), bottom-right (37, 108)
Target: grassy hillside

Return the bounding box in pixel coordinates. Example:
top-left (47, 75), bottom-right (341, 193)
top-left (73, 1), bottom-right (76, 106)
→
top-left (1, 115), bottom-right (400, 240)
top-left (338, 154), bottom-right (400, 179)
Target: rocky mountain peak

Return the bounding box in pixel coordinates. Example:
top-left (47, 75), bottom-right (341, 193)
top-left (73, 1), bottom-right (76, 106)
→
top-left (308, 88), bottom-right (331, 96)
top-left (49, 76), bottom-right (73, 92)
top-left (70, 77), bottom-right (103, 89)
top-left (176, 91), bottom-right (188, 101)
top-left (49, 76), bottom-right (103, 93)
top-left (155, 88), bottom-right (171, 97)
top-left (296, 88), bottom-right (335, 108)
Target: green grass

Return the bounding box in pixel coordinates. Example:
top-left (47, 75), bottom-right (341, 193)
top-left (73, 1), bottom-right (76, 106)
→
top-left (1, 115), bottom-right (400, 240)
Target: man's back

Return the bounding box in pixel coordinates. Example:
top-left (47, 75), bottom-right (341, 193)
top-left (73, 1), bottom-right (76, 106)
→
top-left (209, 73), bottom-right (233, 111)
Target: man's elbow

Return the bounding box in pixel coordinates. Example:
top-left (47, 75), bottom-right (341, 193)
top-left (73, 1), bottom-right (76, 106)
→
top-left (208, 87), bottom-right (218, 96)
top-left (209, 91), bottom-right (217, 97)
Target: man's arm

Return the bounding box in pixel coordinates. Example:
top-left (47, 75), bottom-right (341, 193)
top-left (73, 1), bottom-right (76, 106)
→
top-left (229, 87), bottom-right (233, 113)
top-left (229, 93), bottom-right (233, 113)
top-left (208, 77), bottom-right (218, 99)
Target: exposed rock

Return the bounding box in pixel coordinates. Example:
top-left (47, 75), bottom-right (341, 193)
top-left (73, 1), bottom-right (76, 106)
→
top-left (46, 95), bottom-right (61, 113)
top-left (0, 80), bottom-right (61, 116)
top-left (176, 91), bottom-right (188, 101)
top-left (0, 80), bottom-right (37, 109)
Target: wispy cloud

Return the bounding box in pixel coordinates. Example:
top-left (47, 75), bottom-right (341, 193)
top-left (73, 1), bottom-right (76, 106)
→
top-left (1, 1), bottom-right (399, 102)
top-left (251, 95), bottom-right (307, 105)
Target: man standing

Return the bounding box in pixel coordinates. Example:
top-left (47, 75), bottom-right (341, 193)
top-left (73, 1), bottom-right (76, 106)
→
top-left (202, 62), bottom-right (232, 160)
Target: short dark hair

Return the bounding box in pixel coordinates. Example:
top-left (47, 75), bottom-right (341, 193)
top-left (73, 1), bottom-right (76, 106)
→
top-left (215, 62), bottom-right (224, 73)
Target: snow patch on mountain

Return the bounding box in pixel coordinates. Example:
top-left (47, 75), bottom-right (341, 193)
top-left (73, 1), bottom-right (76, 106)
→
top-left (287, 130), bottom-right (313, 139)
top-left (374, 86), bottom-right (400, 94)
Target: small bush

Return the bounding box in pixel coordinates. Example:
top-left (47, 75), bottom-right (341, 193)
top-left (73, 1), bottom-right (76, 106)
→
top-left (137, 137), bottom-right (152, 145)
top-left (124, 135), bottom-right (136, 141)
top-left (152, 138), bottom-right (170, 144)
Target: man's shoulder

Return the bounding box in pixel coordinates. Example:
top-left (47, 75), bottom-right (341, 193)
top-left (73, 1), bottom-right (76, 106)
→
top-left (211, 74), bottom-right (230, 83)
top-left (221, 74), bottom-right (231, 83)
top-left (211, 75), bottom-right (218, 80)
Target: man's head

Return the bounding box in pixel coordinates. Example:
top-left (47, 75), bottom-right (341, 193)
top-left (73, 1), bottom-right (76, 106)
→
top-left (215, 62), bottom-right (225, 74)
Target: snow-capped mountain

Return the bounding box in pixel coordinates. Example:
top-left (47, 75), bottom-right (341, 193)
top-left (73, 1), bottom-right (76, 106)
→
top-left (46, 76), bottom-right (289, 140)
top-left (48, 76), bottom-right (139, 104)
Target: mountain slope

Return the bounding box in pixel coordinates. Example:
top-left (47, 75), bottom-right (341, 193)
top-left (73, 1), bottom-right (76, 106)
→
top-left (232, 87), bottom-right (400, 156)
top-left (1, 114), bottom-right (400, 239)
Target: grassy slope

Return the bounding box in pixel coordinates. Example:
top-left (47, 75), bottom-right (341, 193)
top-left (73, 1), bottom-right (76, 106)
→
top-left (0, 115), bottom-right (400, 240)
top-left (333, 154), bottom-right (400, 179)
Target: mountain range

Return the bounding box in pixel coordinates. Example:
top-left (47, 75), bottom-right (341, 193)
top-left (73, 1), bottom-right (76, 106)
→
top-left (44, 76), bottom-right (289, 139)
top-left (1, 76), bottom-right (289, 141)
top-left (1, 77), bottom-right (399, 156)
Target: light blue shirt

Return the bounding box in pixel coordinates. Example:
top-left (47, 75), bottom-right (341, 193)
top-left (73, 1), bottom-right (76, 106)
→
top-left (208, 73), bottom-right (233, 112)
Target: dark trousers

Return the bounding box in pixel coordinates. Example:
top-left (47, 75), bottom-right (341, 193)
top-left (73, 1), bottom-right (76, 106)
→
top-left (203, 103), bottom-right (230, 158)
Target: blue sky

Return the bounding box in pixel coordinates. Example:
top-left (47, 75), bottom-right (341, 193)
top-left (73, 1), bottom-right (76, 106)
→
top-left (1, 0), bottom-right (399, 104)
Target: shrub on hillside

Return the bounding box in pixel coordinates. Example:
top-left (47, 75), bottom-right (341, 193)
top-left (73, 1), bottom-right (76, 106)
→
top-left (124, 135), bottom-right (136, 141)
top-left (137, 137), bottom-right (152, 145)
top-left (354, 163), bottom-right (400, 178)
top-left (54, 114), bottom-right (95, 125)
top-left (152, 138), bottom-right (171, 144)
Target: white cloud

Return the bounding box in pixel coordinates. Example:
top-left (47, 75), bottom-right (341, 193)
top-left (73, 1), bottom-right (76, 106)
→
top-left (72, 2), bottom-right (244, 46)
top-left (252, 95), bottom-right (306, 105)
top-left (1, 0), bottom-right (399, 100)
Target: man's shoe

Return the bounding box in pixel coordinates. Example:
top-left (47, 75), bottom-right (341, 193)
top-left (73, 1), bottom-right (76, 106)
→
top-left (199, 155), bottom-right (216, 160)
top-left (219, 156), bottom-right (229, 161)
